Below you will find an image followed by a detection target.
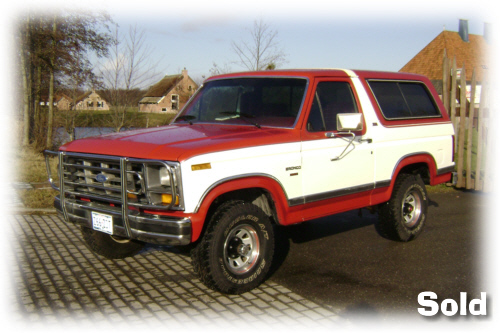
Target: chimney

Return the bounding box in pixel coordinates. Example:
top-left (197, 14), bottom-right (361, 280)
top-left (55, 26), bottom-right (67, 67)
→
top-left (484, 22), bottom-right (491, 44)
top-left (182, 68), bottom-right (188, 79)
top-left (459, 19), bottom-right (469, 42)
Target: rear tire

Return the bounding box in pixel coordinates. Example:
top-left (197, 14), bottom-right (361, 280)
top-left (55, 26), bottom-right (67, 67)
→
top-left (191, 201), bottom-right (274, 294)
top-left (376, 174), bottom-right (428, 242)
top-left (80, 227), bottom-right (145, 259)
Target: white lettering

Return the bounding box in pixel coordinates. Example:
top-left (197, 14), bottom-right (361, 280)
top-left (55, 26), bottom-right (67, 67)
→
top-left (469, 292), bottom-right (487, 315)
top-left (460, 292), bottom-right (467, 315)
top-left (418, 291), bottom-right (439, 316)
top-left (441, 299), bottom-right (458, 316)
top-left (418, 292), bottom-right (487, 316)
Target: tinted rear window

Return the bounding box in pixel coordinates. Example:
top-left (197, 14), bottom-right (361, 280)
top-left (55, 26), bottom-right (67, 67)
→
top-left (368, 81), bottom-right (441, 119)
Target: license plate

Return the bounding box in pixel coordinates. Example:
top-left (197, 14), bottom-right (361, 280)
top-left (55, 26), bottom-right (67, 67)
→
top-left (91, 212), bottom-right (113, 235)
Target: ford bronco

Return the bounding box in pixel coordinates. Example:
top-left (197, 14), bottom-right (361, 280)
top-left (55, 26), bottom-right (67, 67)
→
top-left (45, 69), bottom-right (455, 294)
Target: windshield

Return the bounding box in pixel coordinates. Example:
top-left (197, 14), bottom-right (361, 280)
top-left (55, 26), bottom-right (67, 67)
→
top-left (174, 77), bottom-right (307, 128)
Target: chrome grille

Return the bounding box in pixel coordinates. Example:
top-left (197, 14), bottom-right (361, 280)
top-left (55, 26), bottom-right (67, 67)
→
top-left (45, 151), bottom-right (183, 211)
top-left (65, 156), bottom-right (124, 198)
top-left (63, 156), bottom-right (148, 201)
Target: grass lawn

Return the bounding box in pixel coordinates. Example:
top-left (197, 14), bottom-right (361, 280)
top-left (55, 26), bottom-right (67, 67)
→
top-left (15, 148), bottom-right (59, 209)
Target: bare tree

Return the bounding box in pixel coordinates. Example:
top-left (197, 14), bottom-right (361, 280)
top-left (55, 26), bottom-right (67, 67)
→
top-left (100, 24), bottom-right (164, 132)
top-left (18, 10), bottom-right (112, 149)
top-left (231, 19), bottom-right (287, 71)
top-left (46, 16), bottom-right (57, 148)
top-left (57, 52), bottom-right (97, 142)
top-left (123, 25), bottom-right (163, 90)
top-left (208, 62), bottom-right (233, 76)
top-left (20, 14), bottom-right (32, 147)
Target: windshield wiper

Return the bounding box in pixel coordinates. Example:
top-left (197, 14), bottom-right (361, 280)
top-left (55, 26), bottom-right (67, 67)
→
top-left (175, 115), bottom-right (196, 125)
top-left (219, 111), bottom-right (261, 128)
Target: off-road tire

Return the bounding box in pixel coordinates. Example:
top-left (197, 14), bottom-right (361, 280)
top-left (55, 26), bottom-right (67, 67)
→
top-left (191, 201), bottom-right (275, 294)
top-left (376, 173), bottom-right (428, 242)
top-left (80, 227), bottom-right (145, 259)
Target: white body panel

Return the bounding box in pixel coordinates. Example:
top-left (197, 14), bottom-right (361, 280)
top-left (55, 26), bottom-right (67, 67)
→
top-left (181, 142), bottom-right (302, 213)
top-left (373, 124), bottom-right (455, 183)
top-left (300, 136), bottom-right (374, 199)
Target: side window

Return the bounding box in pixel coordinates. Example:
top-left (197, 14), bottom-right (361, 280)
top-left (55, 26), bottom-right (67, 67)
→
top-left (368, 81), bottom-right (441, 119)
top-left (307, 81), bottom-right (358, 132)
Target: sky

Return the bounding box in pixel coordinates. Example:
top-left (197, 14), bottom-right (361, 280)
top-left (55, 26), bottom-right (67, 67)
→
top-left (2, 0), bottom-right (495, 86)
top-left (106, 0), bottom-right (494, 85)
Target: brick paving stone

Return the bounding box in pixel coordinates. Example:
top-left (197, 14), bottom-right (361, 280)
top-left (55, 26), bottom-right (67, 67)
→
top-left (226, 303), bottom-right (245, 314)
top-left (215, 296), bottom-right (233, 305)
top-left (276, 294), bottom-right (294, 303)
top-left (256, 292), bottom-right (275, 302)
top-left (7, 214), bottom-right (348, 329)
top-left (289, 301), bottom-right (309, 312)
top-left (251, 298), bottom-right (269, 309)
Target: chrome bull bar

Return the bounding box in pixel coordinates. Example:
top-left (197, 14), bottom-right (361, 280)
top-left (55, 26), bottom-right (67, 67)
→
top-left (44, 150), bottom-right (189, 244)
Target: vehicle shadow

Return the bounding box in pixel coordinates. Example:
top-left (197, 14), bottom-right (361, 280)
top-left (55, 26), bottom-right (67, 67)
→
top-left (268, 209), bottom-right (378, 278)
top-left (284, 210), bottom-right (377, 244)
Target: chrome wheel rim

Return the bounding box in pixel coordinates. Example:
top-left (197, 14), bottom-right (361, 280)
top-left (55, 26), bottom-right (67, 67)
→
top-left (223, 224), bottom-right (260, 275)
top-left (402, 189), bottom-right (422, 228)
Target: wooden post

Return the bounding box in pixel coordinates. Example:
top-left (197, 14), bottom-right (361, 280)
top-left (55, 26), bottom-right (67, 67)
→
top-left (474, 77), bottom-right (487, 191)
top-left (483, 126), bottom-right (492, 192)
top-left (442, 50), bottom-right (450, 112)
top-left (456, 64), bottom-right (467, 188)
top-left (465, 69), bottom-right (476, 189)
top-left (450, 58), bottom-right (458, 152)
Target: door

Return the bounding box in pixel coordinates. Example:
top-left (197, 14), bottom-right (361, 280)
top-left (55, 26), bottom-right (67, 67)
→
top-left (300, 79), bottom-right (375, 205)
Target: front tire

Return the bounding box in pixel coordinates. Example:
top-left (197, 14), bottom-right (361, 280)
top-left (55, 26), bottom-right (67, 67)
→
top-left (376, 174), bottom-right (428, 242)
top-left (191, 201), bottom-right (275, 294)
top-left (80, 227), bottom-right (145, 259)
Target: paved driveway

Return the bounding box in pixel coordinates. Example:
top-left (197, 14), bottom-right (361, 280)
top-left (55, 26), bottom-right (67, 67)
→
top-left (270, 190), bottom-right (487, 319)
top-left (7, 213), bottom-right (346, 329)
top-left (5, 189), bottom-right (489, 329)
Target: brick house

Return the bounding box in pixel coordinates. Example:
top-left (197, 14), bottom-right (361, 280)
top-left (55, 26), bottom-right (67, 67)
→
top-left (55, 94), bottom-right (72, 110)
top-left (74, 89), bottom-right (110, 111)
top-left (40, 93), bottom-right (72, 110)
top-left (400, 19), bottom-right (490, 100)
top-left (139, 69), bottom-right (198, 113)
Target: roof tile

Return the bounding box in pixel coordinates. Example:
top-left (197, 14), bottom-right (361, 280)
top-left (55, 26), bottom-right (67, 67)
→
top-left (400, 31), bottom-right (490, 82)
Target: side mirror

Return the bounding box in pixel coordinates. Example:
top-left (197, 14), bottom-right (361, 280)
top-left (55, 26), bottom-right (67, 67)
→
top-left (337, 113), bottom-right (363, 132)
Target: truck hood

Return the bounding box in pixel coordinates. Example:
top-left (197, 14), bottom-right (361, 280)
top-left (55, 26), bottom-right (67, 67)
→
top-left (60, 124), bottom-right (299, 161)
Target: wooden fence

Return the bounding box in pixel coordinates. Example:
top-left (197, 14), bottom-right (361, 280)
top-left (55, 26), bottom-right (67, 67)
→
top-left (442, 52), bottom-right (492, 191)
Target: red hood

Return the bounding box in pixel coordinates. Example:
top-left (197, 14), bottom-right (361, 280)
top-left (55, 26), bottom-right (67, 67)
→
top-left (60, 124), bottom-right (300, 161)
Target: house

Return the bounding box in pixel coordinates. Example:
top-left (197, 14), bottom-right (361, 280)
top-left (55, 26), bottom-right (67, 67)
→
top-left (74, 89), bottom-right (110, 111)
top-left (55, 94), bottom-right (72, 110)
top-left (40, 93), bottom-right (72, 110)
top-left (400, 19), bottom-right (491, 100)
top-left (139, 69), bottom-right (198, 113)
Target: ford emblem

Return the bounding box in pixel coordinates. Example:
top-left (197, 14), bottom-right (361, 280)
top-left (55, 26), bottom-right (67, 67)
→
top-left (95, 174), bottom-right (108, 182)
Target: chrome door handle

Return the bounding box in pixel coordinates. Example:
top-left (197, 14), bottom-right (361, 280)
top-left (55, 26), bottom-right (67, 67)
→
top-left (357, 138), bottom-right (372, 143)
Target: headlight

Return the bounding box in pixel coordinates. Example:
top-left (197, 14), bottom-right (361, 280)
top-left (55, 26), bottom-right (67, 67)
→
top-left (159, 167), bottom-right (171, 186)
top-left (142, 163), bottom-right (183, 210)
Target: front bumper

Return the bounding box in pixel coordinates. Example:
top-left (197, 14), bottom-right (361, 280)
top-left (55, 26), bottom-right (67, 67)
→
top-left (55, 195), bottom-right (191, 246)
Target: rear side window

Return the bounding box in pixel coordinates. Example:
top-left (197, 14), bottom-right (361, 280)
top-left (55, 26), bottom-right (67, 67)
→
top-left (368, 80), bottom-right (441, 119)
